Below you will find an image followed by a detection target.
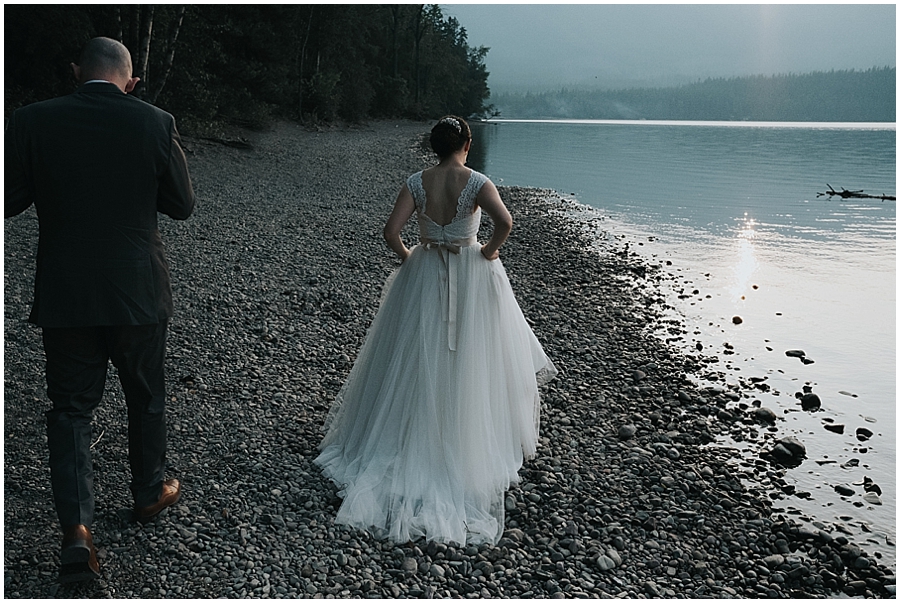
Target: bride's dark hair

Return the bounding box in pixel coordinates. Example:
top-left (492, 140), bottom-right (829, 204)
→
top-left (430, 115), bottom-right (471, 158)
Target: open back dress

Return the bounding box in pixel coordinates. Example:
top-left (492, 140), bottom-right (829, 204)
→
top-left (314, 169), bottom-right (557, 545)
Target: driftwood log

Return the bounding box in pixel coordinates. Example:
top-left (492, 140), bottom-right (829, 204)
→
top-left (817, 184), bottom-right (895, 201)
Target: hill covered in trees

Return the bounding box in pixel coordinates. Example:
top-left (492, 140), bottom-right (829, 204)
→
top-left (5, 5), bottom-right (493, 129)
top-left (493, 68), bottom-right (896, 122)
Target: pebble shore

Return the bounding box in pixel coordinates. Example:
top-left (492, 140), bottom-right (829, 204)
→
top-left (3, 120), bottom-right (894, 598)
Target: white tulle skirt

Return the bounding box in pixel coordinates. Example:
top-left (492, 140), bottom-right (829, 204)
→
top-left (314, 243), bottom-right (556, 545)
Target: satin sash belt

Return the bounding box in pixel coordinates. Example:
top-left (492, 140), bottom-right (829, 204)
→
top-left (421, 235), bottom-right (477, 351)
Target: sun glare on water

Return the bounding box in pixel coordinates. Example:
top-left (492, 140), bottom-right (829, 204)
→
top-left (729, 213), bottom-right (759, 302)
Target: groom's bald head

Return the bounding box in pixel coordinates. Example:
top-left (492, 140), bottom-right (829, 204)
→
top-left (72, 37), bottom-right (138, 93)
top-left (78, 37), bottom-right (133, 81)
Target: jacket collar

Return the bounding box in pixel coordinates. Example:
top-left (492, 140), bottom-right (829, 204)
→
top-left (78, 81), bottom-right (125, 94)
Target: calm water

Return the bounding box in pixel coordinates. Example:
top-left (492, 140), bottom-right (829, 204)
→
top-left (470, 120), bottom-right (896, 564)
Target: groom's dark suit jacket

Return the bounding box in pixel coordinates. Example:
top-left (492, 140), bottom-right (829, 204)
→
top-left (5, 82), bottom-right (195, 328)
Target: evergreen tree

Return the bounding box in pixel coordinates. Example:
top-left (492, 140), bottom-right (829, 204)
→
top-left (4, 5), bottom-right (494, 128)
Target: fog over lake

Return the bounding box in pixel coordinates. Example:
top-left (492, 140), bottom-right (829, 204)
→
top-left (444, 4), bottom-right (896, 92)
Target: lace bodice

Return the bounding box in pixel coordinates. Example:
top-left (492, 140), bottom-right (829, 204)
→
top-left (407, 170), bottom-right (488, 245)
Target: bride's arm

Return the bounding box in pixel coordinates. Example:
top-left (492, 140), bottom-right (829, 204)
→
top-left (475, 180), bottom-right (512, 261)
top-left (383, 184), bottom-right (417, 262)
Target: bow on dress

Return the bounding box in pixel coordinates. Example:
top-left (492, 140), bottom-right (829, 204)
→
top-left (420, 231), bottom-right (476, 352)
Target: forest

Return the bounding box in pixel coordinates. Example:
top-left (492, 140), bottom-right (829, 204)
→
top-left (6, 6), bottom-right (894, 128)
top-left (493, 68), bottom-right (896, 123)
top-left (4, 5), bottom-right (494, 131)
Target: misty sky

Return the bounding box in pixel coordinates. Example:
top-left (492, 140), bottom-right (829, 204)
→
top-left (443, 4), bottom-right (896, 92)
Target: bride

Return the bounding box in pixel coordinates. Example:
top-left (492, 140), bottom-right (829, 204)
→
top-left (314, 115), bottom-right (557, 545)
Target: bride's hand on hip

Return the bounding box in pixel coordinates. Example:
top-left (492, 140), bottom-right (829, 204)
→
top-left (481, 245), bottom-right (499, 261)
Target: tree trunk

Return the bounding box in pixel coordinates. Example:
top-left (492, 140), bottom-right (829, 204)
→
top-left (390, 6), bottom-right (401, 78)
top-left (146, 6), bottom-right (185, 105)
top-left (128, 5), bottom-right (140, 53)
top-left (413, 4), bottom-right (424, 105)
top-left (135, 5), bottom-right (154, 98)
top-left (113, 6), bottom-right (124, 42)
top-left (297, 5), bottom-right (314, 120)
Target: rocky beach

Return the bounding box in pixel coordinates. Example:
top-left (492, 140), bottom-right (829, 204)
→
top-left (3, 120), bottom-right (894, 598)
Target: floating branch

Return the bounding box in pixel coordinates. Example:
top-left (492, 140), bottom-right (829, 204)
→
top-left (817, 184), bottom-right (895, 201)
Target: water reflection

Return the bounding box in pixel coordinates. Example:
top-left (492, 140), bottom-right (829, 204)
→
top-left (730, 215), bottom-right (759, 302)
top-left (470, 121), bottom-right (895, 246)
top-left (468, 120), bottom-right (896, 564)
top-left (466, 125), bottom-right (490, 174)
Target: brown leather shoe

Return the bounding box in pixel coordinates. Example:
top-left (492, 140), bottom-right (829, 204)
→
top-left (134, 478), bottom-right (181, 523)
top-left (59, 524), bottom-right (100, 583)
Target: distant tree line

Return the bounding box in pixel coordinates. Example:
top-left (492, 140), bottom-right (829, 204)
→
top-left (493, 68), bottom-right (896, 122)
top-left (5, 5), bottom-right (493, 131)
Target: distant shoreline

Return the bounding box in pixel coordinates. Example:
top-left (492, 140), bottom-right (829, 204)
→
top-left (489, 67), bottom-right (896, 123)
top-left (482, 118), bottom-right (896, 129)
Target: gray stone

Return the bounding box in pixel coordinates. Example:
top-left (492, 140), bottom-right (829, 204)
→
top-left (644, 581), bottom-right (661, 597)
top-left (863, 492), bottom-right (883, 505)
top-left (773, 436), bottom-right (806, 458)
top-left (853, 556), bottom-right (871, 569)
top-left (800, 393), bottom-right (821, 411)
top-left (606, 549), bottom-right (622, 566)
top-left (504, 528), bottom-right (525, 542)
top-left (596, 555), bottom-right (616, 571)
top-left (753, 407), bottom-right (777, 423)
top-left (618, 424), bottom-right (637, 440)
top-left (845, 580), bottom-right (868, 595)
top-left (834, 484), bottom-right (855, 497)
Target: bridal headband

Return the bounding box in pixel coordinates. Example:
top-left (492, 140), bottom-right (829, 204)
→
top-left (439, 117), bottom-right (461, 132)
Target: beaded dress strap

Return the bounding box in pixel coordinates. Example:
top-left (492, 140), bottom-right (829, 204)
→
top-left (456, 171), bottom-right (488, 219)
top-left (407, 172), bottom-right (426, 212)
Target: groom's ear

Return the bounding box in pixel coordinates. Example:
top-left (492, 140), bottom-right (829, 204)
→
top-left (71, 63), bottom-right (82, 84)
top-left (124, 77), bottom-right (140, 95)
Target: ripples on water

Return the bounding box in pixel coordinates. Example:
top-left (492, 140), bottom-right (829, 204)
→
top-left (470, 120), bottom-right (896, 563)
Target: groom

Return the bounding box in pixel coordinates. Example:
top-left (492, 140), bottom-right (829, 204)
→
top-left (5, 37), bottom-right (195, 583)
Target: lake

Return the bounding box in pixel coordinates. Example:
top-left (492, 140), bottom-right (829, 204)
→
top-left (469, 119), bottom-right (896, 565)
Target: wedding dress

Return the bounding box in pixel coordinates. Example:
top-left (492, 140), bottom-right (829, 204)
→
top-left (314, 169), bottom-right (556, 545)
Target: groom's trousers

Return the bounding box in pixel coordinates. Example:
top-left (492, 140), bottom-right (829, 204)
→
top-left (41, 321), bottom-right (169, 528)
